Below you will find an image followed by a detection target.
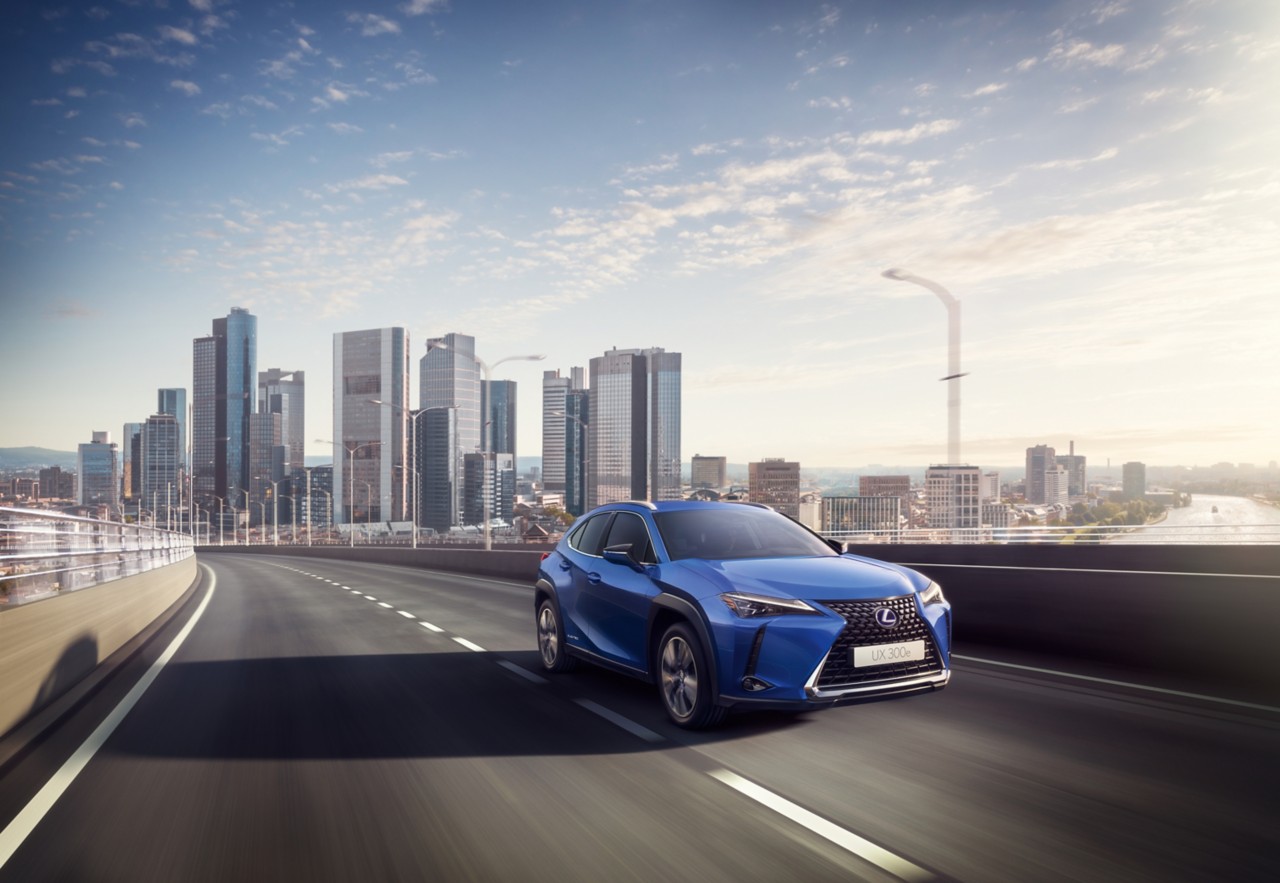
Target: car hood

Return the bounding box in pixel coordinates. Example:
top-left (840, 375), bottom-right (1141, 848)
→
top-left (665, 555), bottom-right (915, 602)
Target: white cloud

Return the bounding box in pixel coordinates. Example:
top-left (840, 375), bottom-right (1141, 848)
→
top-left (966, 82), bottom-right (1007, 98)
top-left (1028, 146), bottom-right (1119, 171)
top-left (402, 0), bottom-right (447, 15)
top-left (118, 112), bottom-right (147, 128)
top-left (170, 79), bottom-right (201, 96)
top-left (329, 174), bottom-right (409, 191)
top-left (856, 119), bottom-right (959, 147)
top-left (1015, 57), bottom-right (1038, 72)
top-left (158, 25), bottom-right (198, 46)
top-left (372, 150), bottom-right (415, 167)
top-left (347, 13), bottom-right (401, 37)
top-left (328, 122), bottom-right (364, 135)
top-left (1046, 40), bottom-right (1125, 68)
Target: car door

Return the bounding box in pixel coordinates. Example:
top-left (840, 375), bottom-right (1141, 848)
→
top-left (578, 511), bottom-right (660, 671)
top-left (558, 512), bottom-right (614, 655)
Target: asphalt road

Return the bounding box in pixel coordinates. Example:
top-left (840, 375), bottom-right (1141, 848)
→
top-left (1, 554), bottom-right (1276, 882)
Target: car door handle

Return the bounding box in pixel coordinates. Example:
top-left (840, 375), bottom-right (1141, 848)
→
top-left (587, 572), bottom-right (602, 584)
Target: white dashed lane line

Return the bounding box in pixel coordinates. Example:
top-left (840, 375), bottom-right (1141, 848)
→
top-left (419, 622), bottom-right (444, 633)
top-left (575, 699), bottom-right (662, 743)
top-left (378, 602), bottom-right (394, 609)
top-left (497, 660), bottom-right (547, 685)
top-left (397, 610), bottom-right (415, 620)
top-left (452, 637), bottom-right (486, 653)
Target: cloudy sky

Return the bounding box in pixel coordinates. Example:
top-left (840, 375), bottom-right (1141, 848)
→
top-left (2, 0), bottom-right (1277, 470)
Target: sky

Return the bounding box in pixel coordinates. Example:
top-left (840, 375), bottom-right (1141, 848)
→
top-left (2, 0), bottom-right (1278, 471)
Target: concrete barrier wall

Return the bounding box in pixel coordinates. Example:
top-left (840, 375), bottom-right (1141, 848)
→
top-left (846, 543), bottom-right (1280, 697)
top-left (198, 544), bottom-right (546, 582)
top-left (0, 557), bottom-right (199, 737)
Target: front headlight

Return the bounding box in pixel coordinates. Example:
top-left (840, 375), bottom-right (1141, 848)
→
top-left (720, 592), bottom-right (819, 618)
top-left (918, 581), bottom-right (946, 606)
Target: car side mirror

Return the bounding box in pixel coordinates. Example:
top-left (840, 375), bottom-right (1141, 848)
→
top-left (603, 544), bottom-right (645, 571)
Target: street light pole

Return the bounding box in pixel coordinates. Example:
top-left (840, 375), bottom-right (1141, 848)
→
top-left (316, 439), bottom-right (381, 548)
top-left (882, 268), bottom-right (966, 466)
top-left (369, 399), bottom-right (432, 549)
top-left (241, 489), bottom-right (250, 545)
top-left (551, 409), bottom-right (589, 517)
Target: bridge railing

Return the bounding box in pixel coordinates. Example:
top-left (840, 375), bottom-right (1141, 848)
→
top-left (826, 521), bottom-right (1280, 545)
top-left (0, 507), bottom-right (195, 608)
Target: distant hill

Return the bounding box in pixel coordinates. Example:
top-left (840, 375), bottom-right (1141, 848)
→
top-left (0, 447), bottom-right (77, 470)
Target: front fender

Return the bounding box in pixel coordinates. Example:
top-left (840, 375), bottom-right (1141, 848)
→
top-left (647, 593), bottom-right (719, 699)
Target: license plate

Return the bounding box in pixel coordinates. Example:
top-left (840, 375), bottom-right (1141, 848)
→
top-left (852, 640), bottom-right (926, 668)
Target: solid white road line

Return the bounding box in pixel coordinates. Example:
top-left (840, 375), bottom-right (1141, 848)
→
top-left (953, 654), bottom-right (1280, 713)
top-left (575, 700), bottom-right (662, 743)
top-left (0, 565), bottom-right (218, 872)
top-left (708, 769), bottom-right (933, 882)
top-left (452, 637), bottom-right (486, 653)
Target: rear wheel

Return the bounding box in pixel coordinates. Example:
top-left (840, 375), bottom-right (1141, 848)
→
top-left (657, 622), bottom-right (726, 729)
top-left (537, 598), bottom-right (578, 672)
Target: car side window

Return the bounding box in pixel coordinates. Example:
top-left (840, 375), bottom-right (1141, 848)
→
top-left (604, 512), bottom-right (655, 564)
top-left (570, 513), bottom-right (613, 557)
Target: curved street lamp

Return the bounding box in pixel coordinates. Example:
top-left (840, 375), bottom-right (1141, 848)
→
top-left (882, 268), bottom-right (967, 466)
top-left (316, 438), bottom-right (382, 548)
top-left (424, 341), bottom-right (546, 551)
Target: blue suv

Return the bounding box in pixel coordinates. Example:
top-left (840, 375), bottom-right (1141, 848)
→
top-left (534, 500), bottom-right (951, 728)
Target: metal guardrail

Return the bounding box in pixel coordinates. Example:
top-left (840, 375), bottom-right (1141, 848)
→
top-left (826, 521), bottom-right (1280, 545)
top-left (0, 507), bottom-right (195, 608)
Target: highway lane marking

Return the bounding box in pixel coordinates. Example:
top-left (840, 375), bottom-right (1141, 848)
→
top-left (453, 637), bottom-right (486, 653)
top-left (0, 564), bottom-right (218, 872)
top-left (420, 621), bottom-right (445, 633)
top-left (954, 654), bottom-right (1280, 713)
top-left (708, 769), bottom-right (933, 882)
top-left (378, 602), bottom-right (394, 609)
top-left (364, 595), bottom-right (378, 601)
top-left (575, 699), bottom-right (662, 743)
top-left (900, 562), bottom-right (1280, 580)
top-left (497, 660), bottom-right (547, 685)
top-left (397, 610), bottom-right (416, 620)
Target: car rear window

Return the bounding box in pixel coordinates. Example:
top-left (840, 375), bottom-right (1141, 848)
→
top-left (654, 508), bottom-right (838, 561)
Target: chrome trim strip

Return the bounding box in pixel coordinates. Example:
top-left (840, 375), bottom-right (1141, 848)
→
top-left (804, 660), bottom-right (950, 699)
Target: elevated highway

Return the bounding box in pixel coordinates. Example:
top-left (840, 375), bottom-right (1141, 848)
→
top-left (1, 550), bottom-right (1276, 881)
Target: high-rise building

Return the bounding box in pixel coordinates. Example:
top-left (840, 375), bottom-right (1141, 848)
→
top-left (542, 367), bottom-right (584, 493)
top-left (691, 455), bottom-right (727, 490)
top-left (980, 471), bottom-right (1001, 503)
top-left (1122, 462), bottom-right (1146, 501)
top-left (588, 347), bottom-right (681, 506)
top-left (563, 389), bottom-right (589, 516)
top-left (421, 333), bottom-right (480, 526)
top-left (1058, 441), bottom-right (1087, 498)
top-left (418, 407), bottom-right (458, 533)
top-left (258, 369), bottom-right (305, 473)
top-left (249, 410), bottom-right (284, 525)
top-left (858, 475), bottom-right (912, 519)
top-left (748, 458), bottom-right (801, 518)
top-left (1025, 445), bottom-right (1056, 504)
top-left (157, 388), bottom-right (187, 474)
top-left (925, 464), bottom-right (981, 530)
top-left (122, 422), bottom-right (143, 503)
top-left (38, 466), bottom-right (73, 501)
top-left (192, 308), bottom-right (257, 511)
top-left (1045, 465), bottom-right (1069, 507)
top-left (77, 431), bottom-right (119, 513)
top-left (822, 495), bottom-right (902, 536)
top-left (334, 327), bottom-right (410, 527)
top-left (142, 413), bottom-right (181, 525)
top-left (464, 451), bottom-right (516, 526)
top-left (485, 379), bottom-right (517, 461)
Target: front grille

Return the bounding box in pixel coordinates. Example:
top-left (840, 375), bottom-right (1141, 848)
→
top-left (815, 596), bottom-right (943, 689)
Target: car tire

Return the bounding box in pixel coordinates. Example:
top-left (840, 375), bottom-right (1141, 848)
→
top-left (537, 598), bottom-right (578, 673)
top-left (657, 622), bottom-right (726, 729)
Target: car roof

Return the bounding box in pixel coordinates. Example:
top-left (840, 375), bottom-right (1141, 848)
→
top-left (598, 500), bottom-right (770, 513)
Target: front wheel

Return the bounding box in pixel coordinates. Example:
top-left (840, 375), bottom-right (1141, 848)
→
top-left (657, 623), bottom-right (726, 729)
top-left (537, 598), bottom-right (578, 673)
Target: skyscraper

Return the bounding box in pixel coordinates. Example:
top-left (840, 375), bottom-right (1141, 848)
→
top-left (418, 407), bottom-right (458, 533)
top-left (691, 455), bottom-right (727, 491)
top-left (1024, 444), bottom-right (1056, 504)
top-left (563, 388), bottom-right (589, 516)
top-left (1122, 462), bottom-right (1146, 501)
top-left (334, 327), bottom-right (410, 528)
top-left (541, 367), bottom-right (584, 493)
top-left (77, 431), bottom-right (119, 514)
top-left (258, 369), bottom-right (305, 474)
top-left (925, 464), bottom-right (981, 530)
top-left (420, 333), bottom-right (480, 527)
top-left (749, 458), bottom-right (802, 518)
top-left (157, 388), bottom-right (187, 474)
top-left (1057, 441), bottom-right (1087, 498)
top-left (142, 413), bottom-right (181, 527)
top-left (588, 347), bottom-right (681, 506)
top-left (122, 422), bottom-right (143, 504)
top-left (192, 308), bottom-right (256, 512)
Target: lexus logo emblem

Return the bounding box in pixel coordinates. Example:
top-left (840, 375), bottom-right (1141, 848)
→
top-left (874, 607), bottom-right (899, 629)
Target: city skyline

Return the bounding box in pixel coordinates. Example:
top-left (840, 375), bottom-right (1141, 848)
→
top-left (2, 2), bottom-right (1278, 468)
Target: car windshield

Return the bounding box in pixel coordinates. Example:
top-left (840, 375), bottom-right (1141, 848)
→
top-left (654, 508), bottom-right (839, 561)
